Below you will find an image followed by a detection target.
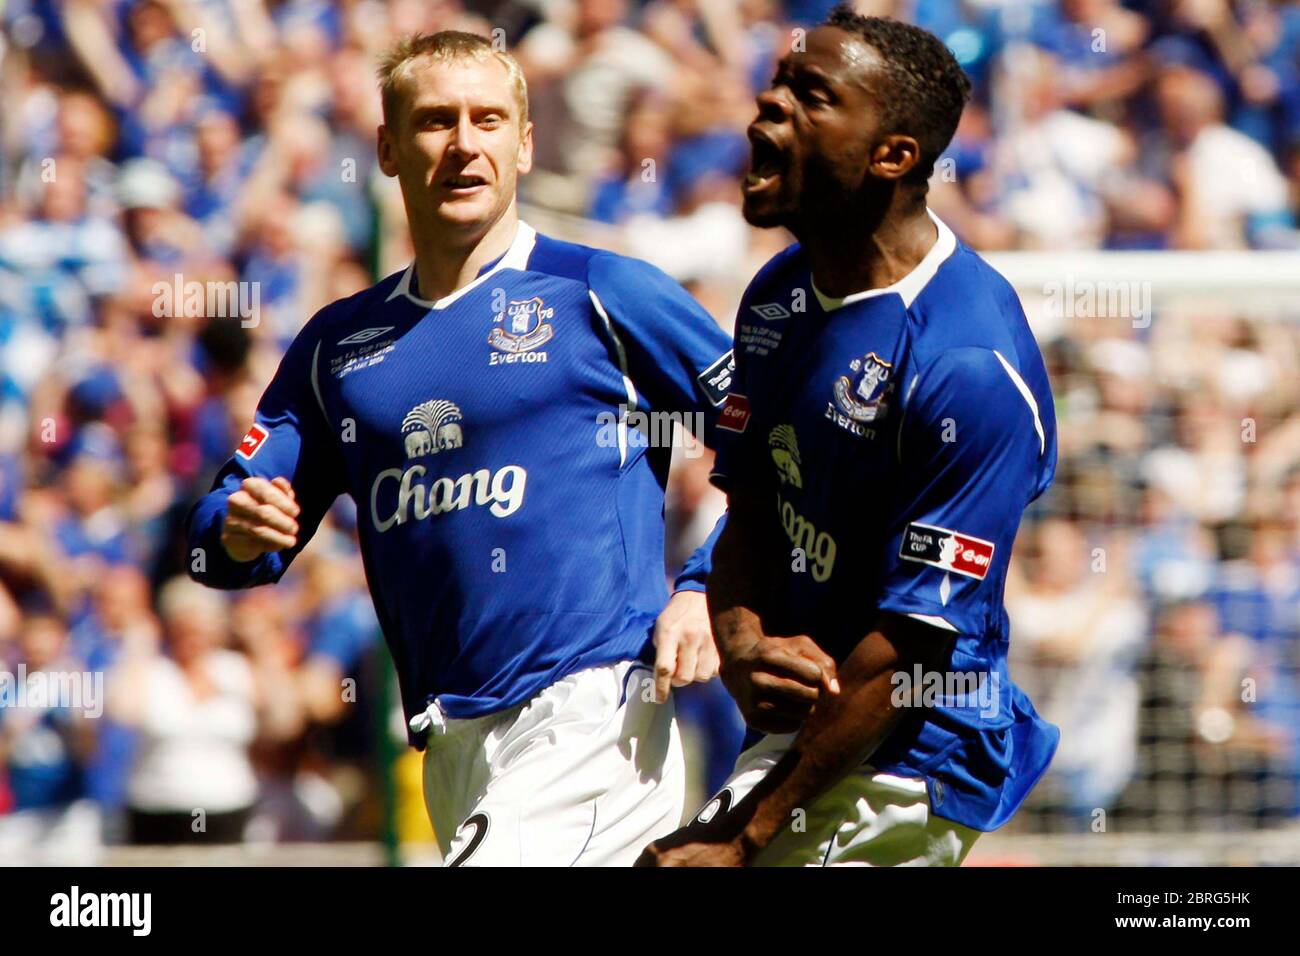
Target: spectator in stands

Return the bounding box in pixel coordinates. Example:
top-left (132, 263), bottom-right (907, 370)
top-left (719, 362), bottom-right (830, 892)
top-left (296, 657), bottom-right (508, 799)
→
top-left (1152, 65), bottom-right (1296, 249)
top-left (1008, 518), bottom-right (1147, 825)
top-left (1209, 517), bottom-right (1300, 819)
top-left (589, 88), bottom-right (675, 225)
top-left (0, 152), bottom-right (128, 339)
top-left (521, 0), bottom-right (678, 210)
top-left (110, 577), bottom-right (258, 844)
top-left (989, 45), bottom-right (1173, 249)
top-left (0, 598), bottom-right (101, 863)
top-left (1143, 394), bottom-right (1247, 525)
top-left (1126, 598), bottom-right (1291, 829)
top-left (71, 566), bottom-right (157, 842)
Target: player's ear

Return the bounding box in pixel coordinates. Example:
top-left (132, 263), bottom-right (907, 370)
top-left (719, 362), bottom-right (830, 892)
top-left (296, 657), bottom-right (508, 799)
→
top-left (516, 121), bottom-right (534, 176)
top-left (377, 124), bottom-right (400, 178)
top-left (870, 134), bottom-right (922, 181)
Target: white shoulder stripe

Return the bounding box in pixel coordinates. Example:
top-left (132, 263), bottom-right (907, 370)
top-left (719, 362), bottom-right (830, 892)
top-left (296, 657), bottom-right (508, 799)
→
top-left (589, 290), bottom-right (636, 468)
top-left (310, 339), bottom-right (329, 426)
top-left (896, 372), bottom-right (921, 464)
top-left (992, 349), bottom-right (1045, 456)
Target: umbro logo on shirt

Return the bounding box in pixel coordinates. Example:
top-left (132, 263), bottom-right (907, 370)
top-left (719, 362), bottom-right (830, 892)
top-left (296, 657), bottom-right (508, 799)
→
top-left (338, 326), bottom-right (395, 345)
top-left (751, 302), bottom-right (791, 321)
top-left (332, 328), bottom-right (397, 379)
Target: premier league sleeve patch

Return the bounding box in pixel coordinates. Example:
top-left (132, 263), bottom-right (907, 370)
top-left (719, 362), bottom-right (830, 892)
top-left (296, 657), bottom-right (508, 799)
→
top-left (898, 523), bottom-right (994, 580)
top-left (235, 423), bottom-right (270, 460)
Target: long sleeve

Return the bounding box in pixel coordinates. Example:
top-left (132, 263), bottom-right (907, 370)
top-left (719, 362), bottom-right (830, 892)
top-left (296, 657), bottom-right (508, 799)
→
top-left (186, 312), bottom-right (347, 589)
top-left (672, 513), bottom-right (725, 592)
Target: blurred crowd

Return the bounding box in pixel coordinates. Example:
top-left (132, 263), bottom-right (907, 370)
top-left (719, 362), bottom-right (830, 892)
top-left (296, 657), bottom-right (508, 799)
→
top-left (1007, 306), bottom-right (1300, 832)
top-left (1, 0), bottom-right (1299, 861)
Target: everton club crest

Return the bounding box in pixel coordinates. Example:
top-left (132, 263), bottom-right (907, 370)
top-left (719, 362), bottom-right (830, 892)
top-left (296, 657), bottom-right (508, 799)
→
top-left (827, 351), bottom-right (893, 437)
top-left (834, 352), bottom-right (893, 421)
top-left (489, 296), bottom-right (554, 365)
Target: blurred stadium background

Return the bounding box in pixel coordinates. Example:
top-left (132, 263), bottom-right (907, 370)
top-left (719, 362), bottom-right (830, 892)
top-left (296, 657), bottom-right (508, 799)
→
top-left (2, 0), bottom-right (1300, 866)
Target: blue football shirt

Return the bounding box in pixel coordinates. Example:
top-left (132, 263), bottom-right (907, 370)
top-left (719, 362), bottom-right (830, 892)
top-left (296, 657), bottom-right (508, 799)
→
top-left (710, 211), bottom-right (1060, 831)
top-left (187, 222), bottom-right (732, 740)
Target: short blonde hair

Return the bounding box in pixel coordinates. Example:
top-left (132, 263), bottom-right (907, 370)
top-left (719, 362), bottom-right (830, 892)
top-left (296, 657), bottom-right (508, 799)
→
top-left (377, 31), bottom-right (529, 131)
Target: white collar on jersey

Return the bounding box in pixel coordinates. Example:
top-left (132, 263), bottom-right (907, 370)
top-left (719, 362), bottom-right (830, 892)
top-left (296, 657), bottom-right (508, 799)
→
top-left (386, 220), bottom-right (538, 310)
top-left (810, 208), bottom-right (957, 313)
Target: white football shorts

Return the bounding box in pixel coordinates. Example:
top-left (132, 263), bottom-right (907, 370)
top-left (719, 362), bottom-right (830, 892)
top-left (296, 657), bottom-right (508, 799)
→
top-left (418, 659), bottom-right (685, 866)
top-left (690, 732), bottom-right (981, 866)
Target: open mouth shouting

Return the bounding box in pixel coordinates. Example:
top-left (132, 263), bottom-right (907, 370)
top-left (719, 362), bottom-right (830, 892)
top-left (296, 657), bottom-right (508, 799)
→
top-left (744, 128), bottom-right (787, 197)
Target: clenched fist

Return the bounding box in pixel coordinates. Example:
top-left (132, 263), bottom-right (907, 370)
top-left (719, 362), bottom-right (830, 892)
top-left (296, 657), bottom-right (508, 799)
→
top-left (220, 476), bottom-right (301, 562)
top-left (718, 628), bottom-right (839, 734)
top-left (652, 590), bottom-right (721, 703)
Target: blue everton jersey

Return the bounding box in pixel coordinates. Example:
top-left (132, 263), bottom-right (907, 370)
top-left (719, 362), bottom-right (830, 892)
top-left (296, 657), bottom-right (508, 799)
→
top-left (187, 222), bottom-right (732, 738)
top-left (711, 212), bottom-right (1060, 831)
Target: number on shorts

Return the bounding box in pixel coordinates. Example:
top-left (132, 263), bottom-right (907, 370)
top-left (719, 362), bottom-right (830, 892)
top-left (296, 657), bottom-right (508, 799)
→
top-left (446, 812), bottom-right (490, 867)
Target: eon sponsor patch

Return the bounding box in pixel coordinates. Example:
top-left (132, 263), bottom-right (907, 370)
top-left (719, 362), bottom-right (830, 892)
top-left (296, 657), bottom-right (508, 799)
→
top-left (718, 394), bottom-right (751, 433)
